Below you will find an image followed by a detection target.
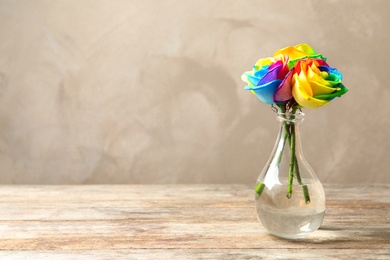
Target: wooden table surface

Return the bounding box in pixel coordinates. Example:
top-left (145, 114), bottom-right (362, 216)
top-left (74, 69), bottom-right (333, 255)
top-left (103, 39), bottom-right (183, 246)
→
top-left (0, 184), bottom-right (389, 259)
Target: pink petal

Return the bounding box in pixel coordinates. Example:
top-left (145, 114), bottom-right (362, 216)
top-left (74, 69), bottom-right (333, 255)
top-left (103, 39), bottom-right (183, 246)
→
top-left (273, 69), bottom-right (293, 102)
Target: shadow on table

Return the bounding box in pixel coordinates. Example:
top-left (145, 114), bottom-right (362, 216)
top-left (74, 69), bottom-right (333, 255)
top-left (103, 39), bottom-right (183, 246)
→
top-left (272, 225), bottom-right (390, 246)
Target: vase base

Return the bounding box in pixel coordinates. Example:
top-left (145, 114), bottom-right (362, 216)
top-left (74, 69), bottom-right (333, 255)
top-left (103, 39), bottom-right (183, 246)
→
top-left (267, 229), bottom-right (319, 240)
top-left (257, 206), bottom-right (325, 239)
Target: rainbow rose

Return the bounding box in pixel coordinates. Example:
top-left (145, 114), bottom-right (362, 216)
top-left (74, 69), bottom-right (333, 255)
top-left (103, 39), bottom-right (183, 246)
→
top-left (241, 44), bottom-right (347, 109)
top-left (290, 58), bottom-right (347, 108)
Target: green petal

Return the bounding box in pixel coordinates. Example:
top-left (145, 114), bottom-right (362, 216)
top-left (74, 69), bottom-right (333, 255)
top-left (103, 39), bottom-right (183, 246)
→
top-left (313, 83), bottom-right (348, 100)
top-left (287, 54), bottom-right (326, 69)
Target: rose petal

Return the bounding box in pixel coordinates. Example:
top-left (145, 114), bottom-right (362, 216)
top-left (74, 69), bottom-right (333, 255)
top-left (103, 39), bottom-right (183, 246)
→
top-left (254, 57), bottom-right (274, 70)
top-left (319, 66), bottom-right (343, 81)
top-left (253, 66), bottom-right (269, 78)
top-left (292, 73), bottom-right (329, 108)
top-left (241, 73), bottom-right (258, 87)
top-left (313, 83), bottom-right (348, 100)
top-left (245, 80), bottom-right (282, 104)
top-left (287, 55), bottom-right (327, 70)
top-left (258, 62), bottom-right (283, 85)
top-left (294, 43), bottom-right (317, 56)
top-left (273, 70), bottom-right (293, 102)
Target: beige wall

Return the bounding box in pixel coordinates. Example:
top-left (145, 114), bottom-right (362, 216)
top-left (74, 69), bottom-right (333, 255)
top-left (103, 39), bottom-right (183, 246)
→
top-left (0, 0), bottom-right (389, 184)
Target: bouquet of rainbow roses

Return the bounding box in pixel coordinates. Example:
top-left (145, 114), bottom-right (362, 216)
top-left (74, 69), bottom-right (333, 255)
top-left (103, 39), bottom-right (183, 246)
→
top-left (242, 44), bottom-right (347, 110)
top-left (241, 44), bottom-right (348, 203)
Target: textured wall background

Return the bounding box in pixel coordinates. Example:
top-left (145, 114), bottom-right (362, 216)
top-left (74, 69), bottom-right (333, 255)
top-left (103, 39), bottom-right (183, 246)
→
top-left (0, 0), bottom-right (389, 184)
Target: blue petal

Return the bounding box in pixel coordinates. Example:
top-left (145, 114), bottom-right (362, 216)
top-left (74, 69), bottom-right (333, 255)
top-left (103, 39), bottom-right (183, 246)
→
top-left (319, 66), bottom-right (343, 80)
top-left (253, 66), bottom-right (269, 78)
top-left (245, 80), bottom-right (282, 104)
top-left (330, 70), bottom-right (342, 80)
top-left (244, 73), bottom-right (261, 86)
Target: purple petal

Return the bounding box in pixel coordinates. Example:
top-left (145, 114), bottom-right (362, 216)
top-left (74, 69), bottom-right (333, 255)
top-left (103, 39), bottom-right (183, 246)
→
top-left (273, 70), bottom-right (293, 102)
top-left (257, 62), bottom-right (283, 86)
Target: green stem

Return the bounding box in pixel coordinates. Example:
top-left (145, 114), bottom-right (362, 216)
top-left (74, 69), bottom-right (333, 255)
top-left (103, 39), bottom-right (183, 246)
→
top-left (286, 107), bottom-right (298, 199)
top-left (278, 105), bottom-right (289, 165)
top-left (255, 182), bottom-right (265, 197)
top-left (293, 151), bottom-right (311, 204)
top-left (286, 122), bottom-right (294, 199)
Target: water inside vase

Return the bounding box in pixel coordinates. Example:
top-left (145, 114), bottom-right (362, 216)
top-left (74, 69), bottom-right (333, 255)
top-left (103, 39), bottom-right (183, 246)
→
top-left (255, 178), bottom-right (325, 239)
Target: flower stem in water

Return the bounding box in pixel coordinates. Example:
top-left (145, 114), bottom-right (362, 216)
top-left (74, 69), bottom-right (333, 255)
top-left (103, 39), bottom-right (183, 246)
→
top-left (293, 156), bottom-right (311, 204)
top-left (287, 123), bottom-right (295, 199)
top-left (255, 182), bottom-right (265, 197)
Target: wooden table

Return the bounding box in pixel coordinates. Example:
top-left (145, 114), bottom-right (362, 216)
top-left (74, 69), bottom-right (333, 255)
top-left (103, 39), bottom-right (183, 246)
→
top-left (0, 185), bottom-right (389, 259)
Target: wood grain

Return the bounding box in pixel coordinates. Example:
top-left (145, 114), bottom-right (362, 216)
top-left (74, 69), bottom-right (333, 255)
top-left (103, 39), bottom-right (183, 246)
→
top-left (0, 184), bottom-right (389, 258)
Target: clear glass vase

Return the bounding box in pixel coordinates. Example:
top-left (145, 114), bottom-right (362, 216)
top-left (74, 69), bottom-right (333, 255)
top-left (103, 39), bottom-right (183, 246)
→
top-left (255, 111), bottom-right (325, 239)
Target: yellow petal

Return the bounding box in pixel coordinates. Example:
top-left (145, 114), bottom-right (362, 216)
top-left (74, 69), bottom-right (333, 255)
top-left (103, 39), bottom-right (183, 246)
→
top-left (254, 57), bottom-right (274, 69)
top-left (320, 71), bottom-right (328, 78)
top-left (306, 66), bottom-right (335, 95)
top-left (293, 71), bottom-right (313, 96)
top-left (306, 65), bottom-right (343, 97)
top-left (292, 74), bottom-right (329, 109)
top-left (310, 81), bottom-right (338, 96)
top-left (274, 44), bottom-right (316, 60)
top-left (294, 44), bottom-right (317, 56)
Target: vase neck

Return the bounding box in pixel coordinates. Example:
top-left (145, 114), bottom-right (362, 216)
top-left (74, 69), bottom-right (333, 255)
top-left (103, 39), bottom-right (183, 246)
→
top-left (274, 111), bottom-right (305, 155)
top-left (275, 111), bottom-right (305, 125)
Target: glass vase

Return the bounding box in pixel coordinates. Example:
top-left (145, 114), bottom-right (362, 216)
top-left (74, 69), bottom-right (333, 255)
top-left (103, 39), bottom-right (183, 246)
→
top-left (255, 110), bottom-right (325, 239)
